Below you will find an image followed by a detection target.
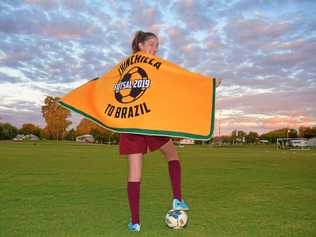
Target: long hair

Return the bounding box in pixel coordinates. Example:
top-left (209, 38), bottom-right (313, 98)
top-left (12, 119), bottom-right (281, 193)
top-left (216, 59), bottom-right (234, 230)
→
top-left (131, 31), bottom-right (157, 53)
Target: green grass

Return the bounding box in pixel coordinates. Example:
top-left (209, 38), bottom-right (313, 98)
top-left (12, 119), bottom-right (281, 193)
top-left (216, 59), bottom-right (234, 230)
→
top-left (0, 141), bottom-right (315, 237)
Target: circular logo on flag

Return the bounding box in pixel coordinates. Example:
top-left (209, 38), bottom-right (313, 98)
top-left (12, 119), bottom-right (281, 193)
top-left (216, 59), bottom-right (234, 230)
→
top-left (114, 66), bottom-right (151, 104)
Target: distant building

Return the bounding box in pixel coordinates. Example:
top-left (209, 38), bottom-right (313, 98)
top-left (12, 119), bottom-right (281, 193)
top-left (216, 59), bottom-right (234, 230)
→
top-left (76, 134), bottom-right (95, 143)
top-left (13, 134), bottom-right (25, 141)
top-left (259, 139), bottom-right (270, 144)
top-left (25, 134), bottom-right (39, 141)
top-left (289, 139), bottom-right (308, 148)
top-left (13, 134), bottom-right (39, 141)
top-left (308, 138), bottom-right (316, 148)
top-left (178, 138), bottom-right (195, 145)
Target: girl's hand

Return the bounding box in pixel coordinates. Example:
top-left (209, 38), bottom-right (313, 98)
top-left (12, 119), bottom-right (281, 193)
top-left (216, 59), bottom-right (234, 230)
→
top-left (215, 77), bottom-right (223, 88)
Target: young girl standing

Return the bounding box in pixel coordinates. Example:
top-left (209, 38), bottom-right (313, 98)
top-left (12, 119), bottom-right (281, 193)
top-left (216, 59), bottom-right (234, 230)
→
top-left (121, 31), bottom-right (222, 232)
top-left (121, 31), bottom-right (188, 232)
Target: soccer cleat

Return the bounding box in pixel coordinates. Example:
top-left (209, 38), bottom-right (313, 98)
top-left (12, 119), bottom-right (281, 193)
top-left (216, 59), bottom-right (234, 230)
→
top-left (128, 223), bottom-right (141, 232)
top-left (172, 198), bottom-right (189, 211)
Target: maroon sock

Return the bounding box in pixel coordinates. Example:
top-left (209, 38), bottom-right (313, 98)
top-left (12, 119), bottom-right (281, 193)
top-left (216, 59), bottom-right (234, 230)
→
top-left (168, 160), bottom-right (182, 200)
top-left (127, 181), bottom-right (140, 224)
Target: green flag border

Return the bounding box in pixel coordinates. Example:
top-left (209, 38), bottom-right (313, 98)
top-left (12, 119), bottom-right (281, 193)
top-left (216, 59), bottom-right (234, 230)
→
top-left (58, 80), bottom-right (216, 141)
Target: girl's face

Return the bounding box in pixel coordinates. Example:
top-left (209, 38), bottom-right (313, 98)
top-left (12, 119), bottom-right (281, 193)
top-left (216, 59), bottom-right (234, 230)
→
top-left (138, 37), bottom-right (159, 55)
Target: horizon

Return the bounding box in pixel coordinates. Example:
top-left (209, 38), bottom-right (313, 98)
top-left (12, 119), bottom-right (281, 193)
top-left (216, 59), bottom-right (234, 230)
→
top-left (0, 112), bottom-right (309, 137)
top-left (0, 0), bottom-right (316, 135)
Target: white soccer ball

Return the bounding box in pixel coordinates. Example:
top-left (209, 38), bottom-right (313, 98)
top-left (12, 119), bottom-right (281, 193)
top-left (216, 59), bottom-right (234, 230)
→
top-left (165, 209), bottom-right (188, 229)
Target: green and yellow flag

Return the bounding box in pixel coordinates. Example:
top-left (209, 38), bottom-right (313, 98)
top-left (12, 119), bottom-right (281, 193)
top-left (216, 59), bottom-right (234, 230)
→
top-left (59, 51), bottom-right (216, 140)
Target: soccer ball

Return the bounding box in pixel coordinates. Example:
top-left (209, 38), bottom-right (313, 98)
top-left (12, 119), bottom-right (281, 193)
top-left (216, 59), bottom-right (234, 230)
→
top-left (165, 209), bottom-right (188, 229)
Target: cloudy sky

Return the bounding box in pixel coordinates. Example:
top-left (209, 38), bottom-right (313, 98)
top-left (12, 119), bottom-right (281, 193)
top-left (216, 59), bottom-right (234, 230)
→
top-left (0, 0), bottom-right (315, 135)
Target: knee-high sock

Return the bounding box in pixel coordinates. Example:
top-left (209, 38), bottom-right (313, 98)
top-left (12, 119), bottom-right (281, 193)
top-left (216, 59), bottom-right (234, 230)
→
top-left (127, 181), bottom-right (140, 224)
top-left (168, 160), bottom-right (182, 200)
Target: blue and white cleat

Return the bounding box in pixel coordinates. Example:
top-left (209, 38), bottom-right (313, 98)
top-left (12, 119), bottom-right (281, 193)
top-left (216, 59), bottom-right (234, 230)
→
top-left (128, 223), bottom-right (141, 232)
top-left (172, 198), bottom-right (189, 211)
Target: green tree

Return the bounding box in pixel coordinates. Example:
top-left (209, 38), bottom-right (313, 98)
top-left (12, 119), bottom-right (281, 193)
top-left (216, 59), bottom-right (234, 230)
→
top-left (231, 130), bottom-right (237, 143)
top-left (220, 135), bottom-right (232, 144)
top-left (90, 128), bottom-right (108, 143)
top-left (19, 123), bottom-right (42, 137)
top-left (64, 128), bottom-right (76, 141)
top-left (288, 128), bottom-right (298, 138)
top-left (0, 123), bottom-right (18, 140)
top-left (246, 131), bottom-right (259, 143)
top-left (111, 133), bottom-right (119, 144)
top-left (299, 126), bottom-right (316, 138)
top-left (90, 128), bottom-right (119, 144)
top-left (260, 128), bottom-right (297, 143)
top-left (231, 130), bottom-right (247, 143)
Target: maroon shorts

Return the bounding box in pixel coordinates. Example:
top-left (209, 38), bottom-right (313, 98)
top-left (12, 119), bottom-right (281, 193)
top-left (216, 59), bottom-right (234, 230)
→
top-left (119, 133), bottom-right (170, 155)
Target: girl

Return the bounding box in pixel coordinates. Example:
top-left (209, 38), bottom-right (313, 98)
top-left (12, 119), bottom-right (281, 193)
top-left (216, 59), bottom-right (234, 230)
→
top-left (121, 31), bottom-right (222, 232)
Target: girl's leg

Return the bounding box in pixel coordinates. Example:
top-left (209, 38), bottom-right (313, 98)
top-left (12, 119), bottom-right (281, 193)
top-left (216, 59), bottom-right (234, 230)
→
top-left (160, 140), bottom-right (182, 200)
top-left (127, 153), bottom-right (143, 224)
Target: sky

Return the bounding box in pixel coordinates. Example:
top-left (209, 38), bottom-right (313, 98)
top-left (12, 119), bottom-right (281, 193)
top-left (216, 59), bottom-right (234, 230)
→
top-left (0, 0), bottom-right (315, 135)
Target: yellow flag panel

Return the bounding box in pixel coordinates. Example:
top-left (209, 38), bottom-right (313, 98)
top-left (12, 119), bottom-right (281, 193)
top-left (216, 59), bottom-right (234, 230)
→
top-left (59, 52), bottom-right (216, 140)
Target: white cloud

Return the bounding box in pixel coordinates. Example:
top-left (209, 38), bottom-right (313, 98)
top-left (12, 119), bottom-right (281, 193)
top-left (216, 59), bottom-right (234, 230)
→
top-left (0, 66), bottom-right (32, 82)
top-left (0, 50), bottom-right (6, 62)
top-left (0, 82), bottom-right (45, 107)
top-left (0, 105), bottom-right (33, 113)
top-left (219, 85), bottom-right (274, 97)
top-left (0, 79), bottom-right (89, 107)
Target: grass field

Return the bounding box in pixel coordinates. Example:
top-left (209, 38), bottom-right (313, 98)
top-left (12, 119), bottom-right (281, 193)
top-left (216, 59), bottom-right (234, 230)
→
top-left (0, 141), bottom-right (315, 237)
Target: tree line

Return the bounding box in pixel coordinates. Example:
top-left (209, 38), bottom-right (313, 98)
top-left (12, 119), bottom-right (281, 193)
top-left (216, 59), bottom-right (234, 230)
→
top-left (218, 127), bottom-right (316, 144)
top-left (0, 96), bottom-right (118, 143)
top-left (0, 96), bottom-right (315, 143)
